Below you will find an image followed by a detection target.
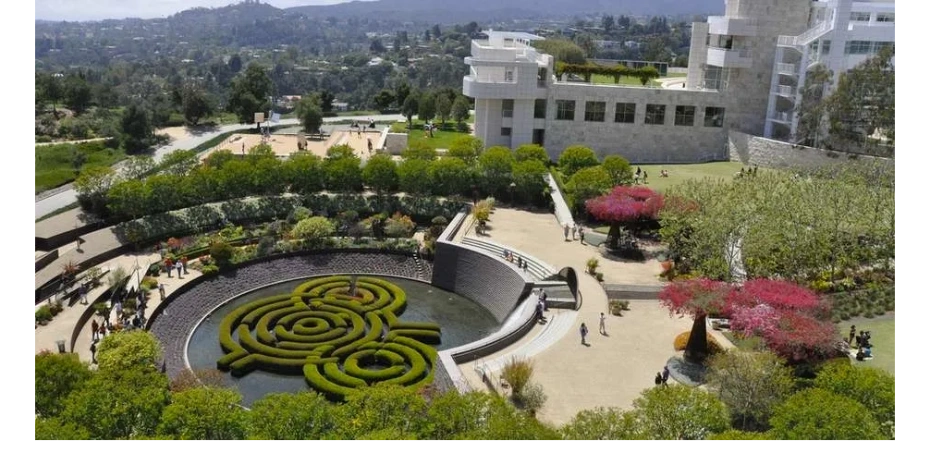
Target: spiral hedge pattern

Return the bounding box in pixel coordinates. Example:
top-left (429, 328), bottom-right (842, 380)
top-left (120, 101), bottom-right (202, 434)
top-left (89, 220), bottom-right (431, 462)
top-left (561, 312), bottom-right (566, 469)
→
top-left (217, 276), bottom-right (441, 400)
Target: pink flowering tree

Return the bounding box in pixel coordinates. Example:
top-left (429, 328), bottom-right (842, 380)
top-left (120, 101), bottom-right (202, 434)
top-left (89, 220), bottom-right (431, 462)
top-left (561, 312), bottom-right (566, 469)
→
top-left (761, 312), bottom-right (838, 364)
top-left (659, 278), bottom-right (732, 363)
top-left (586, 186), bottom-right (664, 249)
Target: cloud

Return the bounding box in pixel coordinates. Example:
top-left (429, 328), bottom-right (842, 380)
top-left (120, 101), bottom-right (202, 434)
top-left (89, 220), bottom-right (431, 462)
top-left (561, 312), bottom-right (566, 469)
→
top-left (35, 1), bottom-right (349, 21)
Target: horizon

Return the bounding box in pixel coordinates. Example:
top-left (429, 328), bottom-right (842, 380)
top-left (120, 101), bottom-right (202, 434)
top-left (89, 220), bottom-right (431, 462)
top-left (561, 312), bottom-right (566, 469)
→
top-left (34, 0), bottom-right (360, 22)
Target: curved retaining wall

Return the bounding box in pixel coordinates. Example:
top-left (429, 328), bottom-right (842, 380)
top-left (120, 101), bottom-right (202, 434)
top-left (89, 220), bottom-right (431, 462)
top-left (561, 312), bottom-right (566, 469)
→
top-left (147, 250), bottom-right (428, 377)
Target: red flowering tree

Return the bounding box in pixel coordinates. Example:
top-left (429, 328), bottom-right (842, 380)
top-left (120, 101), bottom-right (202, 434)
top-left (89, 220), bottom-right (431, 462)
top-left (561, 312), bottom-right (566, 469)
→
top-left (728, 279), bottom-right (822, 314)
top-left (659, 278), bottom-right (732, 363)
top-left (761, 312), bottom-right (838, 364)
top-left (586, 186), bottom-right (664, 249)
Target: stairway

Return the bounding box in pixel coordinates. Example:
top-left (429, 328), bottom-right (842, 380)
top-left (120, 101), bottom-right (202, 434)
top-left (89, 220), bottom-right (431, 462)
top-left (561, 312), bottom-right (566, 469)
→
top-left (461, 236), bottom-right (556, 282)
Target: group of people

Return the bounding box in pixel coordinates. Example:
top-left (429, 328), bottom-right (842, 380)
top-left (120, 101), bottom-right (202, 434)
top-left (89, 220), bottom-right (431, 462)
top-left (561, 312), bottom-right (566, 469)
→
top-left (848, 325), bottom-right (875, 361)
top-left (503, 249), bottom-right (530, 273)
top-left (633, 167), bottom-right (649, 185)
top-left (563, 223), bottom-right (584, 243)
top-left (162, 257), bottom-right (188, 278)
top-left (654, 365), bottom-right (670, 386)
top-left (423, 122), bottom-right (439, 138)
top-left (350, 119), bottom-right (377, 136)
top-left (535, 289), bottom-right (548, 322)
top-left (735, 165), bottom-right (759, 179)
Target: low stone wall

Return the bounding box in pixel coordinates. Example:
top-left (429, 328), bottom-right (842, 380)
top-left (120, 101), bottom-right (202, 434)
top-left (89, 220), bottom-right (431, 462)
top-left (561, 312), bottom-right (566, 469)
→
top-left (728, 131), bottom-right (894, 171)
top-left (148, 251), bottom-right (429, 378)
top-left (383, 132), bottom-right (408, 155)
top-left (431, 240), bottom-right (532, 323)
top-left (35, 250), bottom-right (58, 272)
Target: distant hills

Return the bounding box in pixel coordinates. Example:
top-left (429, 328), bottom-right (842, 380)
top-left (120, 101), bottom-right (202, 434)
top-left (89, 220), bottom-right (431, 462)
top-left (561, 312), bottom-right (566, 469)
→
top-left (37, 0), bottom-right (724, 24)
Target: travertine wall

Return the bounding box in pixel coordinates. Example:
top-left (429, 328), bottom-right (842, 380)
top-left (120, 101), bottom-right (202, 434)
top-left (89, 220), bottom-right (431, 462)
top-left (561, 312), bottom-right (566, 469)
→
top-left (542, 83), bottom-right (729, 163)
top-left (383, 132), bottom-right (408, 155)
top-left (728, 130), bottom-right (894, 171)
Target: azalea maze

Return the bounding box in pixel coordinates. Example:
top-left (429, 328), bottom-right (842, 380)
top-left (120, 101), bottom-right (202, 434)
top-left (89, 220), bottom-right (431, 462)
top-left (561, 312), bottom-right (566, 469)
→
top-left (217, 276), bottom-right (441, 400)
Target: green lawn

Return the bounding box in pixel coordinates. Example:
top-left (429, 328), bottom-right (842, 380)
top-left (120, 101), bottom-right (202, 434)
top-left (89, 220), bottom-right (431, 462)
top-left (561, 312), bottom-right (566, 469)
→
top-left (35, 142), bottom-right (126, 194)
top-left (838, 315), bottom-right (894, 375)
top-left (391, 119), bottom-right (475, 150)
top-left (637, 162), bottom-right (750, 192)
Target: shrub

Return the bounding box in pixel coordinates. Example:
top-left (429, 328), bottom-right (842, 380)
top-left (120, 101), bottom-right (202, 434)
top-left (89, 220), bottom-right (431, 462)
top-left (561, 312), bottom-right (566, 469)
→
top-left (514, 382), bottom-right (548, 415)
top-left (287, 206), bottom-right (312, 224)
top-left (586, 257), bottom-right (599, 274)
top-left (673, 331), bottom-right (725, 355)
top-left (36, 306), bottom-right (53, 325)
top-left (209, 241), bottom-right (234, 267)
top-left (609, 300), bottom-right (630, 316)
top-left (558, 145), bottom-right (599, 176)
top-left (201, 264), bottom-right (220, 276)
top-left (292, 216), bottom-right (335, 245)
top-left (501, 356), bottom-right (534, 396)
top-left (384, 212), bottom-right (415, 238)
top-left (473, 200), bottom-right (491, 222)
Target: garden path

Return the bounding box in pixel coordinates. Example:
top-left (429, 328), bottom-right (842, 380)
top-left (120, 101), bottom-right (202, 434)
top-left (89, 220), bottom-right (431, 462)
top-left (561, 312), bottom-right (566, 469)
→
top-left (463, 207), bottom-right (691, 426)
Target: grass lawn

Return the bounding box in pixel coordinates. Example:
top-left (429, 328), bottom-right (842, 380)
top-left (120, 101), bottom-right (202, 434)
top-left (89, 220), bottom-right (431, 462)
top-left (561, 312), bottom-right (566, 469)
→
top-left (592, 74), bottom-right (661, 87)
top-left (391, 119), bottom-right (475, 150)
top-left (35, 142), bottom-right (126, 194)
top-left (839, 315), bottom-right (894, 375)
top-left (637, 162), bottom-right (750, 192)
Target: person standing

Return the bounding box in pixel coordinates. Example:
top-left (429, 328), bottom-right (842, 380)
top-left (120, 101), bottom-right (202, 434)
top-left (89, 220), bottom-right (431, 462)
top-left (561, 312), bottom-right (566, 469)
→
top-left (642, 170), bottom-right (648, 184)
top-left (599, 312), bottom-right (607, 335)
top-left (571, 223), bottom-right (577, 240)
top-left (580, 323), bottom-right (589, 345)
top-left (662, 365), bottom-right (670, 386)
top-left (158, 283), bottom-right (166, 300)
top-left (563, 223), bottom-right (570, 241)
top-left (848, 325), bottom-right (857, 345)
top-left (79, 282), bottom-right (88, 305)
top-left (578, 226), bottom-right (585, 245)
top-left (90, 341), bottom-right (97, 364)
top-left (91, 320), bottom-right (99, 342)
top-left (655, 372), bottom-right (663, 386)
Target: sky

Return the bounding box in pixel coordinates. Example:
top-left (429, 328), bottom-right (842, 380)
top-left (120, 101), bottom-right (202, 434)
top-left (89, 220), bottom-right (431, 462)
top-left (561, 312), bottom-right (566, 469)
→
top-left (35, 0), bottom-right (356, 22)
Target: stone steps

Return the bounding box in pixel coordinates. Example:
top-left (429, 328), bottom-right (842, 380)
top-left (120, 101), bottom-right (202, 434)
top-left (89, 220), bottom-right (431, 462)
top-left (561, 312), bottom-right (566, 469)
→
top-left (461, 237), bottom-right (555, 281)
top-left (477, 308), bottom-right (579, 376)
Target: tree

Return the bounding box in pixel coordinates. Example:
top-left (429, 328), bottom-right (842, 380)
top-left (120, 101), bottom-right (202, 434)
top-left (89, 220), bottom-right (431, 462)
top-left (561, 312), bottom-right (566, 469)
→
top-left (566, 166), bottom-right (613, 212)
top-left (397, 158), bottom-right (432, 197)
top-left (160, 149), bottom-right (200, 176)
top-left (35, 417), bottom-right (92, 440)
top-left (585, 185), bottom-right (664, 247)
top-left (514, 143), bottom-right (549, 165)
top-left (706, 350), bottom-right (795, 430)
top-left (512, 159), bottom-right (549, 205)
top-left (814, 361), bottom-right (895, 438)
top-left (370, 38), bottom-right (386, 54)
top-left (121, 155), bottom-right (156, 181)
top-left (227, 63), bottom-right (273, 124)
top-left (316, 90), bottom-right (336, 114)
top-left (561, 407), bottom-right (644, 440)
top-left (451, 95), bottom-right (470, 129)
top-left (181, 83), bottom-right (214, 126)
top-left (74, 165), bottom-right (116, 215)
top-left (631, 385), bottom-right (730, 440)
top-left (534, 39), bottom-right (586, 64)
top-left (478, 146), bottom-right (515, 198)
top-left (158, 387), bottom-right (248, 440)
top-left (447, 135), bottom-right (483, 164)
top-left (558, 145), bottom-right (599, 176)
top-left (35, 352), bottom-right (92, 417)
top-left (37, 72), bottom-right (63, 114)
top-left (436, 94), bottom-right (452, 125)
top-left (659, 278), bottom-right (733, 363)
top-left (417, 92), bottom-right (436, 123)
top-left (335, 385), bottom-right (429, 439)
top-left (283, 151), bottom-right (324, 194)
top-left (601, 15), bottom-right (615, 33)
top-left (602, 155), bottom-right (633, 185)
top-left (107, 179), bottom-right (148, 219)
top-left (324, 157), bottom-right (363, 192)
top-left (573, 32), bottom-right (597, 58)
top-left (248, 391), bottom-right (338, 439)
top-left (823, 46), bottom-right (894, 156)
top-left (428, 157), bottom-right (471, 196)
top-left (373, 89), bottom-right (395, 111)
top-left (292, 216), bottom-right (335, 245)
top-left (228, 53), bottom-right (242, 73)
top-left (362, 153), bottom-right (399, 194)
top-left (120, 103), bottom-right (154, 154)
top-left (60, 368), bottom-right (170, 439)
top-left (63, 74), bottom-right (93, 115)
top-left (401, 93), bottom-right (419, 126)
top-left (401, 142), bottom-right (437, 161)
top-left (395, 82), bottom-right (411, 108)
top-left (794, 65), bottom-right (833, 147)
top-left (169, 368), bottom-right (228, 392)
top-left (96, 330), bottom-right (163, 373)
top-left (769, 388), bottom-right (885, 440)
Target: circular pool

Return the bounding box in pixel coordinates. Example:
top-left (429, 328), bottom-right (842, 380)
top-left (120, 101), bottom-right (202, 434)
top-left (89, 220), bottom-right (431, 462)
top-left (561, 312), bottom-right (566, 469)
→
top-left (186, 275), bottom-right (500, 405)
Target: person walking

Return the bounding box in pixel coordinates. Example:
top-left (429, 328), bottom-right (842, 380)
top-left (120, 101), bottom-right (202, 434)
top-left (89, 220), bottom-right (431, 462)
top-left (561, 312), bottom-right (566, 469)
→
top-left (90, 341), bottom-right (97, 364)
top-left (91, 320), bottom-right (99, 342)
top-left (563, 223), bottom-right (570, 241)
top-left (571, 223), bottom-right (577, 240)
top-left (599, 312), bottom-right (607, 335)
top-left (79, 282), bottom-right (88, 305)
top-left (578, 226), bottom-right (585, 245)
top-left (662, 365), bottom-right (670, 386)
top-left (848, 325), bottom-right (857, 345)
top-left (175, 261), bottom-right (184, 279)
top-left (181, 256), bottom-right (188, 274)
top-left (158, 283), bottom-right (166, 300)
top-left (580, 322), bottom-right (589, 345)
top-left (655, 372), bottom-right (663, 386)
top-left (642, 170), bottom-right (648, 184)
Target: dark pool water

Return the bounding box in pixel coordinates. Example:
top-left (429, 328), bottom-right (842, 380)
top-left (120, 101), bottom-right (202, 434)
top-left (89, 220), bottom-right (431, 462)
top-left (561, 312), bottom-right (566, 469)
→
top-left (186, 275), bottom-right (500, 405)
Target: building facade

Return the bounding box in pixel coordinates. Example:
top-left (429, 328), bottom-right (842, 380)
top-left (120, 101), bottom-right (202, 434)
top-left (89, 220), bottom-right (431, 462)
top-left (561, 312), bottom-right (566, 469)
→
top-left (462, 0), bottom-right (894, 163)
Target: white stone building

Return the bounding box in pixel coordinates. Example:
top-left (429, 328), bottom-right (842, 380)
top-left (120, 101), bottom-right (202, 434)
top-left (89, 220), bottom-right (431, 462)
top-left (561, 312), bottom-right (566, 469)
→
top-left (462, 0), bottom-right (894, 163)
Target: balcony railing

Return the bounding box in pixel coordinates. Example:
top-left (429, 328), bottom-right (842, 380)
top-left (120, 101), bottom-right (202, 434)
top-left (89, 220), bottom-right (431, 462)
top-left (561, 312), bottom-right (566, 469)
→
top-left (769, 111), bottom-right (791, 122)
top-left (778, 21), bottom-right (832, 49)
top-left (776, 63), bottom-right (797, 75)
top-left (773, 85), bottom-right (794, 97)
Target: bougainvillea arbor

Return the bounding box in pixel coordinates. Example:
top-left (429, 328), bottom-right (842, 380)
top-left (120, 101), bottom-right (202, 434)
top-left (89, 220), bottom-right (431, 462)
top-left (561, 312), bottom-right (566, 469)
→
top-left (660, 278), bottom-right (838, 364)
top-left (585, 186), bottom-right (664, 249)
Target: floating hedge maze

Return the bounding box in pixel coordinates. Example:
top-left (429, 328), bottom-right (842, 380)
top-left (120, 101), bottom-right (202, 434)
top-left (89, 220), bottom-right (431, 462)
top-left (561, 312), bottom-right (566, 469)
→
top-left (217, 276), bottom-right (441, 400)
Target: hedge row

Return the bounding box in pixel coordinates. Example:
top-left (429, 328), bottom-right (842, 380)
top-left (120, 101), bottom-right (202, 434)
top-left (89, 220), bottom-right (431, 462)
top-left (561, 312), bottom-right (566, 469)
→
top-left (554, 61), bottom-right (661, 84)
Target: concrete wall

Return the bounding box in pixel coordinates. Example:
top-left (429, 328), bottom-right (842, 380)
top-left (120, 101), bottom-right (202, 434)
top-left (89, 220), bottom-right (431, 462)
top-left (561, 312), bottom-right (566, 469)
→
top-left (728, 130), bottom-right (894, 171)
top-left (431, 240), bottom-right (532, 322)
top-left (383, 132), bottom-right (408, 155)
top-left (543, 83), bottom-right (729, 163)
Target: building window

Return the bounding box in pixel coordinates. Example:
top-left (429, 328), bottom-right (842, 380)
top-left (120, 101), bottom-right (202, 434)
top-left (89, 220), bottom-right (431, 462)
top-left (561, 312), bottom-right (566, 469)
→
top-left (501, 127), bottom-right (512, 136)
top-left (704, 107), bottom-right (725, 127)
top-left (533, 129), bottom-right (545, 146)
top-left (845, 41), bottom-right (872, 55)
top-left (555, 100), bottom-right (575, 121)
top-left (873, 42), bottom-right (894, 54)
top-left (820, 40), bottom-right (831, 56)
top-left (504, 68), bottom-right (515, 82)
top-left (850, 12), bottom-right (871, 22)
top-left (674, 106), bottom-right (696, 126)
top-left (534, 99), bottom-right (547, 119)
top-left (645, 104), bottom-right (666, 125)
top-left (502, 99), bottom-right (514, 118)
top-left (703, 65), bottom-right (727, 91)
top-left (584, 101), bottom-right (606, 122)
top-left (614, 103), bottom-right (635, 123)
top-left (876, 13), bottom-right (894, 23)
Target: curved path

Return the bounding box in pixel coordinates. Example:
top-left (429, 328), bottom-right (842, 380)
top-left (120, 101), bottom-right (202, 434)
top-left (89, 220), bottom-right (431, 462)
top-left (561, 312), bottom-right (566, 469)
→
top-left (463, 208), bottom-right (691, 426)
